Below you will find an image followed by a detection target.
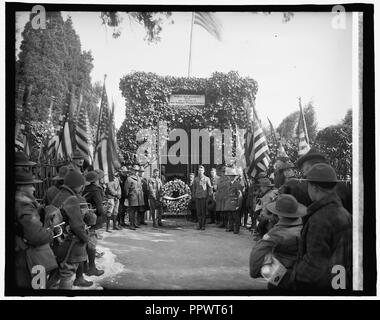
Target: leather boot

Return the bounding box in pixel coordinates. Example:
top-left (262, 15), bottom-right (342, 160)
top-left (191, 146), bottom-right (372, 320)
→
top-left (73, 276), bottom-right (93, 287)
top-left (106, 217), bottom-right (112, 233)
top-left (113, 216), bottom-right (121, 230)
top-left (218, 212), bottom-right (226, 228)
top-left (128, 209), bottom-right (136, 230)
top-left (119, 211), bottom-right (127, 227)
top-left (86, 247), bottom-right (105, 277)
top-left (59, 278), bottom-right (73, 290)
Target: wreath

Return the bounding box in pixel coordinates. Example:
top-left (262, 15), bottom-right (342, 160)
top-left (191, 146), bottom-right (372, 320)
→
top-left (161, 179), bottom-right (191, 214)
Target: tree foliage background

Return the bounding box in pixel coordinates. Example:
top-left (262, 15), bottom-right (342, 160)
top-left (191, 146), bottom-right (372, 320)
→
top-left (117, 71), bottom-right (258, 164)
top-left (16, 12), bottom-right (102, 160)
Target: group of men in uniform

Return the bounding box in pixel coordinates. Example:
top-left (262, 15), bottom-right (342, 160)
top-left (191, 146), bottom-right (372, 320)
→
top-left (190, 165), bottom-right (245, 234)
top-left (14, 145), bottom-right (353, 291)
top-left (13, 150), bottom-right (170, 290)
top-left (249, 148), bottom-right (352, 291)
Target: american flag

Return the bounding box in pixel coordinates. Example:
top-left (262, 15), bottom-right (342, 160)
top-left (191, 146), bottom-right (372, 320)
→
top-left (75, 99), bottom-right (92, 163)
top-left (193, 12), bottom-right (222, 41)
top-left (297, 98), bottom-right (311, 156)
top-left (244, 98), bottom-right (270, 178)
top-left (45, 95), bottom-right (73, 162)
top-left (16, 85), bottom-right (33, 156)
top-left (94, 84), bottom-right (120, 183)
top-left (56, 111), bottom-right (73, 161)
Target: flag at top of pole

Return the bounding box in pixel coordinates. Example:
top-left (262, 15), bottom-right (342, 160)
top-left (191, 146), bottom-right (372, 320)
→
top-left (194, 12), bottom-right (222, 41)
top-left (297, 97), bottom-right (311, 156)
top-left (188, 12), bottom-right (222, 77)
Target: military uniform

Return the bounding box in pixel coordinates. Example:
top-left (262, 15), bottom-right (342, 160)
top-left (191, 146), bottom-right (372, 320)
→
top-left (105, 178), bottom-right (122, 230)
top-left (44, 184), bottom-right (61, 205)
top-left (250, 219), bottom-right (303, 279)
top-left (215, 175), bottom-right (243, 233)
top-left (255, 188), bottom-right (278, 237)
top-left (215, 175), bottom-right (230, 228)
top-left (225, 178), bottom-right (243, 234)
top-left (15, 191), bottom-right (55, 288)
top-left (51, 185), bottom-right (89, 289)
top-left (124, 173), bottom-right (145, 229)
top-left (83, 183), bottom-right (106, 230)
top-left (148, 176), bottom-right (163, 227)
top-left (118, 171), bottom-right (129, 226)
top-left (208, 175), bottom-right (219, 224)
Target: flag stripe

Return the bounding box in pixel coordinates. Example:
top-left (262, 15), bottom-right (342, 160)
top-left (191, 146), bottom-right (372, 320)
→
top-left (194, 12), bottom-right (222, 41)
top-left (244, 99), bottom-right (270, 178)
top-left (93, 86), bottom-right (120, 182)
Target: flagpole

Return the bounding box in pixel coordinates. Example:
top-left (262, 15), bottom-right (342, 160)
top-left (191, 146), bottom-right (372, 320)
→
top-left (95, 74), bottom-right (107, 154)
top-left (188, 12), bottom-right (195, 77)
top-left (298, 96), bottom-right (309, 144)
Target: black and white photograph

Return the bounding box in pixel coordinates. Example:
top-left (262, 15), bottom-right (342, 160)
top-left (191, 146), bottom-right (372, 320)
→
top-left (2, 0), bottom-right (376, 301)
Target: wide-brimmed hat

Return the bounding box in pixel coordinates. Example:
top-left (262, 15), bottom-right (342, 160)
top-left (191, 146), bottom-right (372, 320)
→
top-left (267, 194), bottom-right (307, 218)
top-left (120, 166), bottom-right (128, 173)
top-left (257, 178), bottom-right (274, 187)
top-left (72, 150), bottom-right (84, 160)
top-left (301, 163), bottom-right (339, 183)
top-left (296, 148), bottom-right (327, 169)
top-left (52, 165), bottom-right (70, 181)
top-left (15, 152), bottom-right (36, 166)
top-left (131, 164), bottom-right (140, 172)
top-left (64, 170), bottom-right (85, 189)
top-left (16, 171), bottom-right (42, 185)
top-left (85, 171), bottom-right (99, 183)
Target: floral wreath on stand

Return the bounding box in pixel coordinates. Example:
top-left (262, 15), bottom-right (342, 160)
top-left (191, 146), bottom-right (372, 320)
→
top-left (161, 179), bottom-right (191, 214)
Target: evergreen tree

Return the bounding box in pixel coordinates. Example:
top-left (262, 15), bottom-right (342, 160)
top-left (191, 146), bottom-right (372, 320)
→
top-left (16, 12), bottom-right (101, 160)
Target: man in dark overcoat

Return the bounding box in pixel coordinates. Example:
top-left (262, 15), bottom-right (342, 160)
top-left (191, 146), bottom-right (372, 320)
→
top-left (51, 170), bottom-right (91, 289)
top-left (280, 163), bottom-right (352, 291)
top-left (124, 164), bottom-right (145, 230)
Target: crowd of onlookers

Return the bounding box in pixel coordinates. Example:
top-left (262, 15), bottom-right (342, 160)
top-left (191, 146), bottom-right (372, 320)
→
top-left (14, 150), bottom-right (167, 289)
top-left (187, 148), bottom-right (352, 291)
top-left (14, 147), bottom-right (353, 291)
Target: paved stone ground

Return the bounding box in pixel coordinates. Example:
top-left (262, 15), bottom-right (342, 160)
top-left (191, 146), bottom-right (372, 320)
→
top-left (79, 217), bottom-right (268, 291)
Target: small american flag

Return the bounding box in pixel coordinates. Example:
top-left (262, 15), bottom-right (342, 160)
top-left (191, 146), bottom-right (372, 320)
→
top-left (94, 83), bottom-right (119, 183)
top-left (193, 12), bottom-right (222, 41)
top-left (244, 98), bottom-right (270, 178)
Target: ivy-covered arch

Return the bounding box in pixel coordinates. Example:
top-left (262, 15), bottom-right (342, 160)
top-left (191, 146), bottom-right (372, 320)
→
top-left (117, 71), bottom-right (258, 164)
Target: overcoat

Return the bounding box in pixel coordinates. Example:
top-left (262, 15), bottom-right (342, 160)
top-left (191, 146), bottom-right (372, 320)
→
top-left (285, 194), bottom-right (352, 290)
top-left (124, 175), bottom-right (145, 207)
top-left (51, 185), bottom-right (89, 263)
top-left (15, 191), bottom-right (55, 287)
top-left (250, 219), bottom-right (303, 278)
